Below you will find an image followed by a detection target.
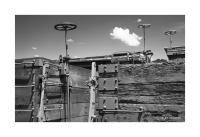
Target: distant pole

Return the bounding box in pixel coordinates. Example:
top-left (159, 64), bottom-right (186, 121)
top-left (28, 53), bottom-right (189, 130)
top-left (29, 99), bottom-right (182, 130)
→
top-left (138, 24), bottom-right (151, 51)
top-left (55, 22), bottom-right (77, 122)
top-left (164, 30), bottom-right (176, 48)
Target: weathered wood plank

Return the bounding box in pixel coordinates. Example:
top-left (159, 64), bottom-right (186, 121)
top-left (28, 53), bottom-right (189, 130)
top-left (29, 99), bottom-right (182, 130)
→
top-left (119, 104), bottom-right (184, 113)
top-left (71, 116), bottom-right (88, 122)
top-left (118, 63), bottom-right (185, 83)
top-left (15, 64), bottom-right (35, 85)
top-left (15, 111), bottom-right (32, 122)
top-left (44, 86), bottom-right (90, 104)
top-left (97, 63), bottom-right (185, 122)
top-left (44, 103), bottom-right (89, 121)
top-left (118, 82), bottom-right (185, 96)
top-left (119, 94), bottom-right (184, 105)
top-left (15, 87), bottom-right (33, 105)
top-left (45, 86), bottom-right (89, 94)
top-left (47, 116), bottom-right (88, 122)
top-left (101, 113), bottom-right (184, 122)
top-left (44, 93), bottom-right (90, 104)
top-left (100, 113), bottom-right (141, 122)
top-left (69, 65), bottom-right (90, 88)
top-left (45, 65), bottom-right (90, 88)
top-left (100, 104), bottom-right (184, 122)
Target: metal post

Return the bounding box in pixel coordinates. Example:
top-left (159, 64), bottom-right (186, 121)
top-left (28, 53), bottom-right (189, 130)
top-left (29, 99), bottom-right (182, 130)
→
top-left (143, 27), bottom-right (146, 51)
top-left (164, 30), bottom-right (176, 48)
top-left (55, 22), bottom-right (77, 122)
top-left (64, 29), bottom-right (70, 122)
top-left (138, 24), bottom-right (151, 52)
top-left (170, 35), bottom-right (172, 48)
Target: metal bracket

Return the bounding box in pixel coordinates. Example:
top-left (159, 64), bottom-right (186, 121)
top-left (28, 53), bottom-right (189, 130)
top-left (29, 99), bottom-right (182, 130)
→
top-left (98, 77), bottom-right (118, 91)
top-left (98, 64), bottom-right (118, 74)
top-left (98, 97), bottom-right (118, 110)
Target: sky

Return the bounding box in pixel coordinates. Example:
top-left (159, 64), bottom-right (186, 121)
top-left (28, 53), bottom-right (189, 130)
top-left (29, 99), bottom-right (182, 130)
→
top-left (15, 15), bottom-right (185, 60)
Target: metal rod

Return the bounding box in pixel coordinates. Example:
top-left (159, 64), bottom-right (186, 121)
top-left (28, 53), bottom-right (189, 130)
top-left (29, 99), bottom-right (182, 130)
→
top-left (54, 22), bottom-right (77, 122)
top-left (138, 24), bottom-right (151, 52)
top-left (65, 30), bottom-right (68, 58)
top-left (143, 27), bottom-right (146, 51)
top-left (64, 29), bottom-right (71, 122)
top-left (170, 35), bottom-right (172, 48)
top-left (67, 77), bottom-right (70, 122)
top-left (164, 30), bottom-right (176, 48)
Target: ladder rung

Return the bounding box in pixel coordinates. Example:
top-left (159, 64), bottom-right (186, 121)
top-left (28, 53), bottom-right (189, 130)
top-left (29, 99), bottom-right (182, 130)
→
top-left (15, 85), bottom-right (34, 88)
top-left (46, 83), bottom-right (64, 86)
top-left (15, 62), bottom-right (34, 65)
top-left (15, 109), bottom-right (32, 112)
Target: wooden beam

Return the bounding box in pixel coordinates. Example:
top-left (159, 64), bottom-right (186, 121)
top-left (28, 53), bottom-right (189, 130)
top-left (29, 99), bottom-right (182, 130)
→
top-left (88, 62), bottom-right (97, 122)
top-left (38, 64), bottom-right (48, 122)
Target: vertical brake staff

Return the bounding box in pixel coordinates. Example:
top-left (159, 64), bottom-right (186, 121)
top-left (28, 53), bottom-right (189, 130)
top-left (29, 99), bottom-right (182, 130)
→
top-left (164, 30), bottom-right (176, 48)
top-left (55, 22), bottom-right (77, 122)
top-left (138, 24), bottom-right (151, 52)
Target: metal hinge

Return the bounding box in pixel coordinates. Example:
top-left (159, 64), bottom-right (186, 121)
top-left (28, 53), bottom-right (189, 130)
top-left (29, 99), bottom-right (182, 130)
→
top-left (98, 77), bottom-right (118, 91)
top-left (98, 64), bottom-right (118, 74)
top-left (98, 97), bottom-right (118, 110)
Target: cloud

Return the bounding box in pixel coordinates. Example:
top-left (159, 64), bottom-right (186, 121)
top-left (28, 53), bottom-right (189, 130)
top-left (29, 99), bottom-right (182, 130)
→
top-left (110, 27), bottom-right (142, 46)
top-left (32, 47), bottom-right (37, 50)
top-left (34, 55), bottom-right (39, 57)
top-left (137, 18), bottom-right (142, 23)
top-left (67, 38), bottom-right (74, 43)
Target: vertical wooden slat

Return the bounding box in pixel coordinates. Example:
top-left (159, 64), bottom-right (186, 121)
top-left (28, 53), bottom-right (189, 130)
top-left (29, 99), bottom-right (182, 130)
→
top-left (38, 64), bottom-right (48, 122)
top-left (88, 62), bottom-right (97, 122)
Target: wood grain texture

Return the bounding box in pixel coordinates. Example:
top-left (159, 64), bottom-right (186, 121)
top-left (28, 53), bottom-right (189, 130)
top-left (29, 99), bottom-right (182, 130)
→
top-left (98, 63), bottom-right (185, 122)
top-left (44, 87), bottom-right (90, 104)
top-left (15, 87), bottom-right (33, 106)
top-left (119, 103), bottom-right (185, 122)
top-left (44, 103), bottom-right (89, 122)
top-left (15, 58), bottom-right (91, 122)
top-left (15, 64), bottom-right (35, 85)
top-left (118, 63), bottom-right (185, 83)
top-left (15, 111), bottom-right (32, 122)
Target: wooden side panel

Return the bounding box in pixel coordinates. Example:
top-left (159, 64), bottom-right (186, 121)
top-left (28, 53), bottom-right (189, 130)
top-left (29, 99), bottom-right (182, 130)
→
top-left (44, 103), bottom-right (89, 122)
top-left (118, 63), bottom-right (185, 83)
top-left (100, 113), bottom-right (141, 122)
top-left (100, 63), bottom-right (185, 122)
top-left (15, 111), bottom-right (32, 122)
top-left (69, 65), bottom-right (91, 88)
top-left (118, 104), bottom-right (185, 122)
top-left (43, 65), bottom-right (91, 122)
top-left (15, 64), bottom-right (34, 85)
top-left (15, 87), bottom-right (33, 106)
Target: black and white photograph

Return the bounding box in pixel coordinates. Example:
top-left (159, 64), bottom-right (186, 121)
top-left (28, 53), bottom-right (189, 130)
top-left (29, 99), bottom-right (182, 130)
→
top-left (2, 0), bottom-right (200, 136)
top-left (15, 15), bottom-right (185, 122)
